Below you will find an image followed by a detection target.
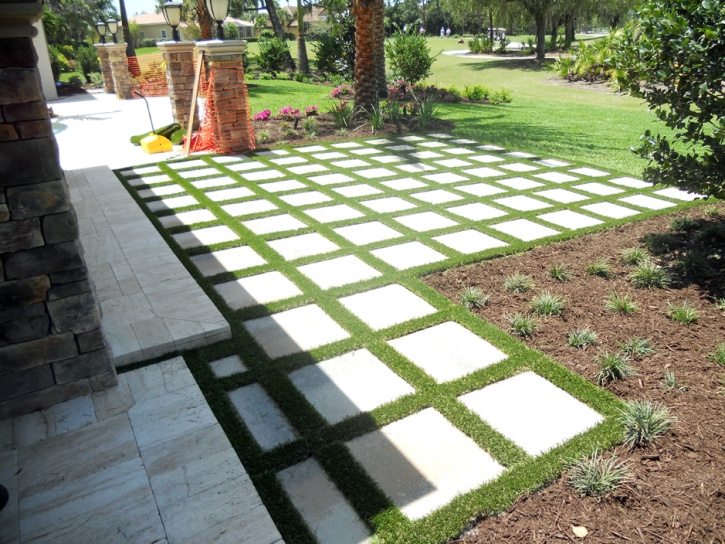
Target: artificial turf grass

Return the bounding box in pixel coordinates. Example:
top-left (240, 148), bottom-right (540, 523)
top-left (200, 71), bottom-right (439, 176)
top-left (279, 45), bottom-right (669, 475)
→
top-left (114, 134), bottom-right (707, 544)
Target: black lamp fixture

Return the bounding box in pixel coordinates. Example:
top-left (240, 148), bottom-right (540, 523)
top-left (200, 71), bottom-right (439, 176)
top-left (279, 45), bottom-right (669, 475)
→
top-left (162, 0), bottom-right (183, 41)
top-left (205, 0), bottom-right (230, 40)
top-left (96, 21), bottom-right (107, 43)
top-left (106, 19), bottom-right (120, 43)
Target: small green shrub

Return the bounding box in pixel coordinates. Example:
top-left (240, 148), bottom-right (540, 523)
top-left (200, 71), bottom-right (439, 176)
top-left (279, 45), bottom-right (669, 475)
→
top-left (381, 99), bottom-right (402, 125)
top-left (260, 72), bottom-right (273, 80)
top-left (416, 97), bottom-right (439, 128)
top-left (257, 129), bottom-right (271, 143)
top-left (618, 336), bottom-right (654, 358)
top-left (605, 291), bottom-right (639, 315)
top-left (669, 215), bottom-right (697, 232)
top-left (327, 100), bottom-right (355, 129)
top-left (255, 36), bottom-right (291, 73)
top-left (619, 399), bottom-right (676, 449)
top-left (302, 117), bottom-right (316, 133)
top-left (620, 247), bottom-right (649, 266)
top-left (703, 205), bottom-right (720, 217)
top-left (462, 84), bottom-right (490, 101)
top-left (667, 301), bottom-right (698, 324)
top-left (503, 272), bottom-right (534, 293)
top-left (676, 250), bottom-right (714, 278)
top-left (643, 233), bottom-right (678, 255)
top-left (459, 286), bottom-right (490, 309)
top-left (385, 26), bottom-right (438, 85)
top-left (595, 350), bottom-right (634, 385)
top-left (663, 370), bottom-right (686, 390)
top-left (367, 104), bottom-right (384, 132)
top-left (629, 261), bottom-right (669, 289)
top-left (490, 89), bottom-right (513, 104)
top-left (468, 35), bottom-right (493, 54)
top-left (67, 75), bottom-right (84, 89)
top-left (548, 263), bottom-right (571, 282)
top-left (531, 291), bottom-right (565, 317)
top-left (696, 223), bottom-right (725, 243)
top-left (335, 128), bottom-right (348, 136)
top-left (708, 343), bottom-right (725, 365)
top-left (567, 450), bottom-right (632, 498)
top-left (586, 257), bottom-right (612, 278)
top-left (88, 72), bottom-right (104, 88)
top-left (506, 313), bottom-right (538, 337)
top-left (568, 327), bottom-right (598, 349)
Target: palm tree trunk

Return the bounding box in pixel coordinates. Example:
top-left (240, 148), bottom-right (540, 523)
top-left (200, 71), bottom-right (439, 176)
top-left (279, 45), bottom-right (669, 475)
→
top-left (536, 14), bottom-right (546, 60)
top-left (297, 0), bottom-right (309, 73)
top-left (353, 0), bottom-right (377, 112)
top-left (197, 1), bottom-right (213, 40)
top-left (265, 0), bottom-right (296, 70)
top-left (373, 0), bottom-right (386, 98)
top-left (119, 0), bottom-right (136, 57)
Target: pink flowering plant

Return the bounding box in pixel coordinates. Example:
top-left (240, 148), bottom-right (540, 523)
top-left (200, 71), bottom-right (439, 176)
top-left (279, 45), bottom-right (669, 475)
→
top-left (253, 109), bottom-right (271, 121)
top-left (305, 105), bottom-right (319, 116)
top-left (278, 106), bottom-right (301, 121)
top-left (329, 84), bottom-right (354, 99)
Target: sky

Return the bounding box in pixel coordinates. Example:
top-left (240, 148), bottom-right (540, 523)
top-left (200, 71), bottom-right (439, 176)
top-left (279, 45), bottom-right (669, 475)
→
top-left (115, 0), bottom-right (157, 18)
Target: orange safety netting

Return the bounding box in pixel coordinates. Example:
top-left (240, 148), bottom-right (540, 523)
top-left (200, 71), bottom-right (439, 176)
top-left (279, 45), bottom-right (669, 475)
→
top-left (191, 63), bottom-right (213, 152)
top-left (127, 57), bottom-right (168, 97)
top-left (127, 56), bottom-right (142, 77)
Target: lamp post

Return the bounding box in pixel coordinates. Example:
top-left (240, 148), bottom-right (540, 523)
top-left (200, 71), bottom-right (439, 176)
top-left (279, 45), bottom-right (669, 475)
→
top-left (205, 0), bottom-right (230, 40)
top-left (162, 0), bottom-right (183, 41)
top-left (96, 21), bottom-right (107, 44)
top-left (106, 19), bottom-right (120, 43)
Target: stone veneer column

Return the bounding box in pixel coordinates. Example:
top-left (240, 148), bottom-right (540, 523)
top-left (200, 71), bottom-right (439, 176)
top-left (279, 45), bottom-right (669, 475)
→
top-left (195, 40), bottom-right (255, 155)
top-left (106, 42), bottom-right (134, 99)
top-left (158, 41), bottom-right (197, 130)
top-left (94, 43), bottom-right (115, 93)
top-left (0, 1), bottom-right (117, 420)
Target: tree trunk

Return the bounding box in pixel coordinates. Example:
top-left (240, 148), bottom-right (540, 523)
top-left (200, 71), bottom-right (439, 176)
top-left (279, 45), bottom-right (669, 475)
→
top-left (550, 16), bottom-right (559, 50)
top-left (536, 14), bottom-right (546, 60)
top-left (296, 0), bottom-right (309, 73)
top-left (119, 0), bottom-right (136, 57)
top-left (373, 0), bottom-right (387, 98)
top-left (353, 0), bottom-right (377, 112)
top-left (265, 0), bottom-right (296, 70)
top-left (197, 1), bottom-right (213, 40)
top-left (564, 13), bottom-right (575, 48)
top-left (488, 8), bottom-right (493, 42)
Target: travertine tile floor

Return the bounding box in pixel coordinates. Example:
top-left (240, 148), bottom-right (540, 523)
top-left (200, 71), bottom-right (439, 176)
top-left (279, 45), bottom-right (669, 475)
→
top-left (0, 357), bottom-right (282, 544)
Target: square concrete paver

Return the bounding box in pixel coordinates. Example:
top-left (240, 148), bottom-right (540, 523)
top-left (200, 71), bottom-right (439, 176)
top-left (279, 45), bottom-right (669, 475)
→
top-left (222, 200), bottom-right (278, 217)
top-left (433, 230), bottom-right (508, 254)
top-left (538, 210), bottom-right (603, 230)
top-left (388, 322), bottom-right (507, 383)
top-left (459, 372), bottom-right (604, 456)
top-left (399, 135), bottom-right (425, 141)
top-left (422, 173), bottom-right (468, 184)
top-left (534, 172), bottom-right (579, 184)
top-left (333, 221), bottom-right (403, 245)
top-left (505, 151), bottom-right (536, 159)
top-left (241, 169), bottom-right (285, 181)
top-left (267, 232), bottom-right (340, 260)
top-left (469, 154), bottom-right (505, 163)
top-left (654, 187), bottom-right (704, 201)
top-left (191, 177), bottom-right (237, 189)
top-left (394, 211), bottom-right (458, 232)
top-left (536, 159), bottom-right (570, 167)
top-left (206, 187), bottom-right (255, 202)
top-left (411, 190), bottom-right (463, 204)
top-left (167, 159), bottom-right (209, 170)
top-left (435, 159), bottom-right (473, 168)
top-left (227, 161), bottom-right (265, 171)
top-left (570, 167), bottom-right (610, 177)
top-left (159, 209), bottom-right (216, 229)
top-left (367, 138), bottom-right (395, 144)
top-left (138, 184), bottom-right (185, 199)
top-left (380, 178), bottom-right (427, 191)
top-left (339, 284), bottom-right (436, 331)
top-left (572, 182), bottom-right (624, 196)
top-left (298, 255), bottom-right (382, 289)
top-left (289, 349), bottom-right (414, 424)
top-left (455, 183), bottom-right (507, 197)
top-left (214, 271), bottom-right (303, 310)
top-left (361, 196), bottom-right (417, 213)
top-left (190, 246), bottom-right (267, 276)
top-left (179, 167), bottom-right (220, 179)
top-left (410, 151), bottom-right (444, 160)
top-left (172, 225), bottom-right (239, 249)
top-left (228, 383), bottom-right (297, 450)
top-left (387, 144), bottom-right (416, 151)
top-left (280, 191), bottom-right (333, 207)
top-left (353, 168), bottom-right (396, 179)
top-left (271, 156), bottom-right (307, 165)
top-left (135, 174), bottom-right (171, 186)
top-left (534, 188), bottom-right (589, 204)
top-left (619, 194), bottom-right (676, 210)
top-left (581, 202), bottom-right (639, 219)
top-left (148, 195), bottom-right (198, 212)
top-left (608, 177), bottom-right (650, 189)
top-left (442, 147), bottom-right (475, 155)
top-left (396, 163), bottom-right (437, 173)
top-left (446, 203), bottom-right (507, 221)
top-left (491, 219), bottom-right (560, 241)
top-left (256, 149), bottom-right (289, 156)
top-left (309, 173), bottom-right (356, 186)
top-left (463, 167), bottom-right (505, 178)
top-left (244, 304), bottom-right (350, 359)
top-left (209, 355), bottom-right (247, 378)
top-left (478, 144), bottom-right (505, 151)
top-left (419, 141), bottom-right (448, 148)
top-left (371, 154), bottom-right (405, 164)
top-left (304, 204), bottom-right (365, 223)
top-left (333, 184), bottom-right (383, 198)
top-left (350, 148), bottom-right (381, 156)
top-left (296, 145), bottom-right (327, 152)
top-left (312, 152), bottom-right (348, 160)
top-left (332, 142), bottom-right (363, 148)
top-left (289, 164), bottom-right (329, 175)
top-left (243, 214), bottom-right (308, 235)
top-left (260, 180), bottom-right (307, 193)
top-left (493, 195), bottom-right (552, 211)
top-left (500, 163), bottom-right (539, 173)
top-left (278, 459), bottom-right (371, 544)
top-left (331, 159), bottom-right (370, 169)
top-left (494, 177), bottom-right (544, 191)
top-left (371, 241), bottom-right (447, 270)
top-left (346, 408), bottom-right (505, 520)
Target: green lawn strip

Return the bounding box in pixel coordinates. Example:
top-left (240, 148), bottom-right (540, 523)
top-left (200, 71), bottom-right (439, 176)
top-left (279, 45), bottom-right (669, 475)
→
top-left (112, 135), bottom-right (703, 544)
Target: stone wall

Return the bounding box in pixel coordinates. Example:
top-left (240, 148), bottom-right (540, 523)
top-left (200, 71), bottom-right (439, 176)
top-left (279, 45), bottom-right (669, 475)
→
top-left (0, 35), bottom-right (117, 421)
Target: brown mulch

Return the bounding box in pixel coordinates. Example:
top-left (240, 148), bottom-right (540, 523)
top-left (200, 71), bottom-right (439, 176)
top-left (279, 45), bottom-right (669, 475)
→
top-left (424, 205), bottom-right (725, 543)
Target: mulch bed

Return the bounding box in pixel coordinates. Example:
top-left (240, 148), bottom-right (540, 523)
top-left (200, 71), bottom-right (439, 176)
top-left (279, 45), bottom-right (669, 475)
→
top-left (424, 204), bottom-right (725, 543)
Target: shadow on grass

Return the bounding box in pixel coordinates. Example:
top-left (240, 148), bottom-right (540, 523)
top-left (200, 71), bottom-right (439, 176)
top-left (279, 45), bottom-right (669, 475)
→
top-left (458, 58), bottom-right (553, 73)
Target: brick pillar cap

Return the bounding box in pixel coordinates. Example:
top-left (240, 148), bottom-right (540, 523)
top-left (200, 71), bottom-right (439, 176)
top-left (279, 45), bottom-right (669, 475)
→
top-left (196, 39), bottom-right (247, 57)
top-left (158, 41), bottom-right (196, 53)
top-left (105, 43), bottom-right (128, 53)
top-left (0, 0), bottom-right (43, 38)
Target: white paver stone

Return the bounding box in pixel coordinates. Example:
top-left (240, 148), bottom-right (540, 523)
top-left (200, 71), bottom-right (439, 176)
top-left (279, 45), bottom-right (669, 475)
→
top-left (410, 151), bottom-right (444, 160)
top-left (332, 142), bottom-right (363, 148)
top-left (333, 184), bottom-right (383, 198)
top-left (371, 155), bottom-right (405, 163)
top-left (260, 180), bottom-right (307, 192)
top-left (290, 349), bottom-right (414, 424)
top-left (500, 163), bottom-right (539, 173)
top-left (205, 187), bottom-right (255, 201)
top-left (280, 191), bottom-right (333, 207)
top-left (394, 211), bottom-right (458, 232)
top-left (331, 159), bottom-right (370, 169)
top-left (536, 159), bottom-right (570, 167)
top-left (380, 178), bottom-right (427, 191)
top-left (191, 177), bottom-right (237, 189)
top-left (426, 133), bottom-right (454, 139)
top-left (295, 145), bottom-right (327, 152)
top-left (190, 246), bottom-right (267, 276)
top-left (619, 194), bottom-right (676, 210)
top-left (228, 383), bottom-right (297, 450)
top-left (581, 202), bottom-right (639, 219)
top-left (493, 195), bottom-right (552, 211)
top-left (304, 204), bottom-right (365, 223)
top-left (243, 214), bottom-right (308, 235)
top-left (478, 145), bottom-right (505, 151)
top-left (433, 230), bottom-right (508, 253)
top-left (211, 154), bottom-right (246, 163)
top-left (209, 355), bottom-right (247, 378)
top-left (289, 164), bottom-right (329, 175)
top-left (396, 163), bottom-right (437, 173)
top-left (654, 187), bottom-right (704, 201)
top-left (435, 159), bottom-right (473, 168)
top-left (389, 322), bottom-right (506, 383)
top-left (271, 156), bottom-right (308, 165)
top-left (446, 203), bottom-right (507, 221)
top-left (459, 372), bottom-right (604, 456)
top-left (227, 161), bottom-right (265, 171)
top-left (570, 167), bottom-right (610, 177)
top-left (469, 154), bottom-right (505, 163)
top-left (418, 141), bottom-right (449, 148)
top-left (450, 139), bottom-right (477, 144)
top-left (367, 139), bottom-right (395, 144)
top-left (353, 168), bottom-right (396, 179)
top-left (350, 148), bottom-right (382, 156)
top-left (179, 167), bottom-right (220, 179)
top-left (333, 221), bottom-right (402, 245)
top-left (346, 408), bottom-right (505, 520)
top-left (267, 232), bottom-right (340, 260)
top-left (138, 184), bottom-right (184, 199)
top-left (215, 271), bottom-right (303, 310)
top-left (244, 304), bottom-right (350, 358)
top-left (339, 284), bottom-right (436, 330)
top-left (607, 177), bottom-right (650, 189)
top-left (371, 241), bottom-right (446, 270)
top-left (463, 167), bottom-right (505, 178)
top-left (172, 225), bottom-right (239, 248)
top-left (411, 189), bottom-right (463, 204)
top-left (147, 195), bottom-right (198, 212)
top-left (309, 173), bottom-right (356, 186)
top-left (491, 219), bottom-right (560, 241)
top-left (241, 169), bottom-right (284, 181)
top-left (256, 149), bottom-right (289, 156)
top-left (278, 459), bottom-right (371, 544)
top-left (534, 172), bottom-right (579, 183)
top-left (221, 199), bottom-right (278, 217)
top-left (361, 197), bottom-right (417, 213)
top-left (443, 147), bottom-right (475, 155)
top-left (494, 177), bottom-right (544, 190)
top-left (534, 188), bottom-right (588, 204)
top-left (399, 135), bottom-right (426, 142)
top-left (312, 152), bottom-right (347, 160)
top-left (505, 151), bottom-right (537, 159)
top-left (572, 182), bottom-right (624, 196)
top-left (159, 209), bottom-right (216, 229)
top-left (455, 183), bottom-right (507, 197)
top-left (423, 173), bottom-right (468, 184)
top-left (538, 210), bottom-right (603, 230)
top-left (122, 165), bottom-right (160, 177)
top-left (298, 255), bottom-right (382, 289)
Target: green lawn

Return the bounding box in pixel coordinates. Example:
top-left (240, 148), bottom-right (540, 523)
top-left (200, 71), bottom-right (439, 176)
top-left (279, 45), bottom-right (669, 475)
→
top-left (59, 71), bottom-right (83, 82)
top-left (135, 46), bottom-right (161, 55)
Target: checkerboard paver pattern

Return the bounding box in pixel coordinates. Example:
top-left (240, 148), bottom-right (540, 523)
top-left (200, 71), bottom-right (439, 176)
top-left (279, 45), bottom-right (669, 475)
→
top-left (119, 133), bottom-right (705, 542)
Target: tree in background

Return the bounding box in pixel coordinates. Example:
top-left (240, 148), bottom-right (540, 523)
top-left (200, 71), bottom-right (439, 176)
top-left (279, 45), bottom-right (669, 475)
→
top-left (518, 0), bottom-right (552, 59)
top-left (296, 0), bottom-right (310, 73)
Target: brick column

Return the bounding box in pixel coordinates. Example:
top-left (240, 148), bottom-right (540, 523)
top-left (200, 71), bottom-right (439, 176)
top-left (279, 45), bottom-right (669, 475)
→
top-left (0, 1), bottom-right (117, 421)
top-left (106, 43), bottom-right (134, 99)
top-left (94, 43), bottom-right (115, 93)
top-left (196, 40), bottom-right (255, 155)
top-left (158, 41), bottom-right (196, 130)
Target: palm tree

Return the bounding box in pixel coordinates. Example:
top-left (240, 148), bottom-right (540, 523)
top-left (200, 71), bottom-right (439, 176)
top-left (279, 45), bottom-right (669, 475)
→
top-left (373, 0), bottom-right (386, 98)
top-left (264, 0), bottom-right (296, 70)
top-left (353, 0), bottom-right (378, 111)
top-left (296, 0), bottom-right (310, 74)
top-left (118, 0), bottom-right (136, 57)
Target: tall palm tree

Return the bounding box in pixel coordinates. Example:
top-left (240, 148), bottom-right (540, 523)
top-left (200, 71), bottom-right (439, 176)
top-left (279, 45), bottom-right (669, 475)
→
top-left (373, 0), bottom-right (386, 98)
top-left (196, 0), bottom-right (213, 40)
top-left (353, 0), bottom-right (378, 112)
top-left (296, 0), bottom-right (310, 73)
top-left (118, 0), bottom-right (136, 56)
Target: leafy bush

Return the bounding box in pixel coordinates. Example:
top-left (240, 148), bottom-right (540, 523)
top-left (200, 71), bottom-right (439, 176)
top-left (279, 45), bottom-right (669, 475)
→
top-left (667, 301), bottom-right (698, 324)
top-left (459, 286), bottom-right (490, 309)
top-left (595, 350), bottom-right (634, 385)
top-left (643, 233), bottom-right (678, 255)
top-left (586, 257), bottom-right (613, 278)
top-left (88, 72), bottom-right (104, 88)
top-left (253, 110), bottom-right (272, 121)
top-left (76, 45), bottom-right (101, 81)
top-left (259, 72), bottom-right (273, 80)
top-left (143, 38), bottom-right (157, 48)
top-left (305, 105), bottom-right (318, 116)
top-left (619, 337), bottom-right (655, 358)
top-left (568, 327), bottom-right (598, 349)
top-left (669, 215), bottom-right (697, 232)
top-left (567, 450), bottom-right (631, 498)
top-left (548, 263), bottom-right (571, 282)
top-left (709, 343), bottom-right (725, 365)
top-left (302, 117), bottom-right (316, 133)
top-left (605, 291), bottom-right (639, 315)
top-left (224, 22), bottom-right (240, 40)
top-left (503, 272), bottom-right (534, 293)
top-left (327, 100), bottom-right (355, 128)
top-left (385, 26), bottom-right (438, 85)
top-left (468, 35), bottom-right (493, 54)
top-left (490, 89), bottom-right (513, 104)
top-left (531, 291), bottom-right (565, 317)
top-left (506, 313), bottom-right (538, 337)
top-left (67, 75), bottom-right (84, 89)
top-left (620, 247), bottom-right (649, 266)
top-left (629, 261), bottom-right (669, 289)
top-left (462, 84), bottom-right (489, 101)
top-left (416, 96), bottom-right (439, 128)
top-left (676, 250), bottom-right (714, 278)
top-left (619, 399), bottom-right (676, 448)
top-left (255, 36), bottom-right (290, 73)
top-left (496, 37), bottom-right (510, 54)
top-left (312, 14), bottom-right (355, 79)
top-left (367, 104), bottom-right (384, 132)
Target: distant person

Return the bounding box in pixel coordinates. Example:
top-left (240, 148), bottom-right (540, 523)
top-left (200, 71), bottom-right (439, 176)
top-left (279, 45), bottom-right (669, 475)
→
top-left (446, 27), bottom-right (451, 38)
top-left (420, 26), bottom-right (425, 35)
top-left (440, 27), bottom-right (445, 38)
